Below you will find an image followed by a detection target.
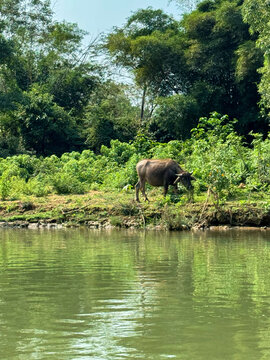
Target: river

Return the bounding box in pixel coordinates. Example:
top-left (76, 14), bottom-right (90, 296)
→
top-left (0, 228), bottom-right (269, 359)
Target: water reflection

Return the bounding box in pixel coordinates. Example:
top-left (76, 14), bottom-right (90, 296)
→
top-left (0, 229), bottom-right (269, 359)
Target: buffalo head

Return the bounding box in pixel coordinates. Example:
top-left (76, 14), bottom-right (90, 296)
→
top-left (173, 171), bottom-right (196, 191)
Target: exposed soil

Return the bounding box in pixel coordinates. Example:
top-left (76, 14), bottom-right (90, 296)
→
top-left (0, 191), bottom-right (269, 230)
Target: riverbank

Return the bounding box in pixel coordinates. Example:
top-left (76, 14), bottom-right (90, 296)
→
top-left (0, 189), bottom-right (269, 230)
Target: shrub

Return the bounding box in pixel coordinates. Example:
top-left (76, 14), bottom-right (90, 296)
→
top-left (51, 173), bottom-right (85, 194)
top-left (246, 132), bottom-right (270, 189)
top-left (0, 171), bottom-right (11, 200)
top-left (0, 113), bottom-right (268, 204)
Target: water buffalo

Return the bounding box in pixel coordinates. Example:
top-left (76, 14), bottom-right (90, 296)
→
top-left (135, 159), bottom-right (195, 202)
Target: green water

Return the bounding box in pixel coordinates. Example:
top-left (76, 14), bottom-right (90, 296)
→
top-left (0, 229), bottom-right (269, 360)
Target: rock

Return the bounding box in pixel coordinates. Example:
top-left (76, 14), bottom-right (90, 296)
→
top-left (209, 225), bottom-right (232, 230)
top-left (182, 225), bottom-right (190, 231)
top-left (86, 221), bottom-right (99, 228)
top-left (28, 223), bottom-right (39, 229)
top-left (20, 222), bottom-right (29, 228)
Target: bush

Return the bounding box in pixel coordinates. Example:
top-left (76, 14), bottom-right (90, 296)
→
top-left (186, 113), bottom-right (251, 201)
top-left (0, 172), bottom-right (11, 200)
top-left (0, 113), bottom-right (268, 203)
top-left (51, 173), bottom-right (85, 194)
top-left (246, 132), bottom-right (270, 189)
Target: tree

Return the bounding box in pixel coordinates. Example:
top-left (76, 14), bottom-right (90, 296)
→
top-left (15, 85), bottom-right (80, 156)
top-left (149, 94), bottom-right (199, 141)
top-left (45, 64), bottom-right (98, 116)
top-left (0, 27), bottom-right (25, 156)
top-left (105, 8), bottom-right (182, 121)
top-left (0, 0), bottom-right (100, 156)
top-left (181, 0), bottom-right (265, 134)
top-left (0, 0), bottom-right (98, 102)
top-left (105, 1), bottom-right (266, 139)
top-left (84, 82), bottom-right (139, 152)
top-left (242, 0), bottom-right (270, 119)
top-left (0, 32), bottom-right (21, 111)
top-left (169, 0), bottom-right (203, 13)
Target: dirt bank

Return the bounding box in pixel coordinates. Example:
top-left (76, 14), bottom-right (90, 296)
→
top-left (0, 191), bottom-right (269, 230)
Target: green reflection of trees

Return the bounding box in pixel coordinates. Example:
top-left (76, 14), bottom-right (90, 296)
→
top-left (127, 231), bottom-right (270, 359)
top-left (0, 229), bottom-right (269, 359)
top-left (190, 232), bottom-right (270, 313)
top-left (0, 229), bottom-right (140, 358)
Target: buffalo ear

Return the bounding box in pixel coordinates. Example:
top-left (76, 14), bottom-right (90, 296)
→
top-left (191, 176), bottom-right (196, 181)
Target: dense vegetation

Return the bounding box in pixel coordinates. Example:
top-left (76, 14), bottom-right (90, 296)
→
top-left (0, 0), bottom-right (269, 213)
top-left (0, 113), bottom-right (269, 205)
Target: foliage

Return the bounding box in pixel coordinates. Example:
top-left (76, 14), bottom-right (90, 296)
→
top-left (0, 0), bottom-right (100, 156)
top-left (170, 0), bottom-right (203, 13)
top-left (51, 172), bottom-right (85, 195)
top-left (15, 85), bottom-right (80, 156)
top-left (0, 0), bottom-right (269, 157)
top-left (149, 94), bottom-right (199, 141)
top-left (84, 82), bottom-right (139, 152)
top-left (105, 8), bottom-right (185, 122)
top-left (0, 114), bottom-right (268, 204)
top-left (105, 0), bottom-right (267, 139)
top-left (247, 132), bottom-right (270, 189)
top-left (187, 113), bottom-right (250, 202)
top-left (0, 0), bottom-right (269, 188)
top-left (242, 0), bottom-right (270, 120)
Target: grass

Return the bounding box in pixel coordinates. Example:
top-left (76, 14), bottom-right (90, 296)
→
top-left (0, 188), bottom-right (269, 229)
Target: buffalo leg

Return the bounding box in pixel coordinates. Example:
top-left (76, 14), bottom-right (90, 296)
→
top-left (135, 181), bottom-right (141, 202)
top-left (135, 180), bottom-right (149, 202)
top-left (163, 184), bottom-right (169, 197)
top-left (141, 180), bottom-right (149, 202)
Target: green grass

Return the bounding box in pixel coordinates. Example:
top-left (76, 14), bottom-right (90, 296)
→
top-left (0, 188), bottom-right (269, 229)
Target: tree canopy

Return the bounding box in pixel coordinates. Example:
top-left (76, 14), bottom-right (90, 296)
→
top-left (105, 0), bottom-right (267, 139)
top-left (0, 0), bottom-right (268, 157)
top-left (242, 0), bottom-right (270, 115)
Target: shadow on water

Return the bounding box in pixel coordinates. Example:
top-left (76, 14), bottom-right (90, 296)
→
top-left (0, 228), bottom-right (269, 359)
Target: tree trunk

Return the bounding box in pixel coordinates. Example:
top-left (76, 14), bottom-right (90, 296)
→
top-left (140, 86), bottom-right (147, 125)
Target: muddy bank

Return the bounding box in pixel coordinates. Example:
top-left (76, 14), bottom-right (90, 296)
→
top-left (0, 221), bottom-right (268, 231)
top-left (0, 192), bottom-right (269, 231)
top-left (0, 207), bottom-right (269, 231)
top-left (191, 207), bottom-right (270, 230)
